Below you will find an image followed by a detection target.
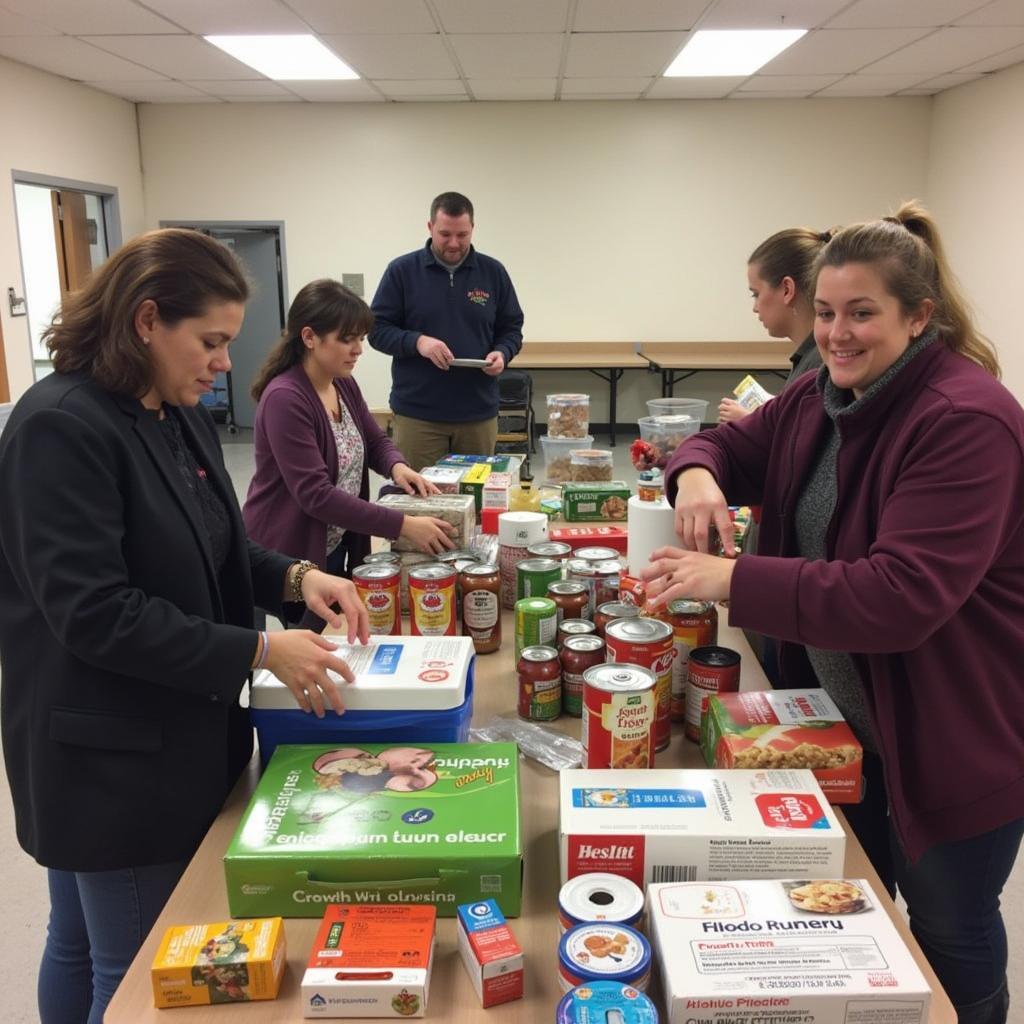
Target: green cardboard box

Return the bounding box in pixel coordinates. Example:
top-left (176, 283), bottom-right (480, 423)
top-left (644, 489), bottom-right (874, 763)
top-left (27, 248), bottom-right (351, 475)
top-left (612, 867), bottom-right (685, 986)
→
top-left (561, 481), bottom-right (631, 522)
top-left (224, 743), bottom-right (522, 919)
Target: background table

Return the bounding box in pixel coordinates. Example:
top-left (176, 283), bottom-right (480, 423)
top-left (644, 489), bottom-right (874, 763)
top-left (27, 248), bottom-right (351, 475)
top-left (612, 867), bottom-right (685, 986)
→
top-left (638, 341), bottom-right (792, 397)
top-left (106, 612), bottom-right (955, 1023)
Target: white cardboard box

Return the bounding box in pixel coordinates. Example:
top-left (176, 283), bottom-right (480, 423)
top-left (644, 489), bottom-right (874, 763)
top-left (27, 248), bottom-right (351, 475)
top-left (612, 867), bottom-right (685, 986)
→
top-left (649, 878), bottom-right (931, 1024)
top-left (559, 769), bottom-right (845, 887)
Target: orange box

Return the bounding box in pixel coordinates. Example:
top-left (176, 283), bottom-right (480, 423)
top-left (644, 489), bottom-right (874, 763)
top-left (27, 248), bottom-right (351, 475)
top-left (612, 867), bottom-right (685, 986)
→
top-left (456, 900), bottom-right (524, 1008)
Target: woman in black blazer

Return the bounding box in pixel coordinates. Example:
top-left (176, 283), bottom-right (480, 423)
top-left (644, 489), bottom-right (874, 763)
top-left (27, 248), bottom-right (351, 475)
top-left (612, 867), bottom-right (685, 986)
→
top-left (0, 229), bottom-right (368, 1024)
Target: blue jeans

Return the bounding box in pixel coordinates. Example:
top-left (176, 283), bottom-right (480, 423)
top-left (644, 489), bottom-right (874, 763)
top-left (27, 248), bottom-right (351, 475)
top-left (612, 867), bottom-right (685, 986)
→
top-left (40, 860), bottom-right (188, 1024)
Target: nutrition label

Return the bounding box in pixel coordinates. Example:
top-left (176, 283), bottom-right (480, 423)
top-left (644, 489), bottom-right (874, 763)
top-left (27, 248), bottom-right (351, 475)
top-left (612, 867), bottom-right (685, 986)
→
top-left (691, 935), bottom-right (888, 974)
top-left (707, 840), bottom-right (839, 875)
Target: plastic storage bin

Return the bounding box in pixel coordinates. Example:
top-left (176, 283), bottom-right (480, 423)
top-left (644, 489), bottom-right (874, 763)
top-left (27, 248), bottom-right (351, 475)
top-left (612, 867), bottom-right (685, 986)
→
top-left (645, 397), bottom-right (708, 422)
top-left (541, 433), bottom-right (594, 484)
top-left (546, 394), bottom-right (590, 439)
top-left (636, 415), bottom-right (702, 470)
top-left (569, 449), bottom-right (614, 482)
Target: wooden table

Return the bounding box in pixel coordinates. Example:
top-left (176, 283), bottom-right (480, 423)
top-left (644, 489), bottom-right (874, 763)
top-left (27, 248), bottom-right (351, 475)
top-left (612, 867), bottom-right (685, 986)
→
top-left (514, 341), bottom-right (652, 446)
top-left (638, 341), bottom-right (793, 397)
top-left (106, 613), bottom-right (955, 1023)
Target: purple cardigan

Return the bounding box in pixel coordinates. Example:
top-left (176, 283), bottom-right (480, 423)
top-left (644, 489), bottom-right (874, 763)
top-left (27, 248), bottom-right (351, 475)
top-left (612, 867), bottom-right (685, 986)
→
top-left (665, 342), bottom-right (1024, 861)
top-left (243, 365), bottom-right (406, 572)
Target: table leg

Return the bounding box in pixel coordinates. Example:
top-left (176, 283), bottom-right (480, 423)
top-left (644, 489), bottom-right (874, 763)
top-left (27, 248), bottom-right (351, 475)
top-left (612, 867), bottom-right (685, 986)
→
top-left (609, 368), bottom-right (623, 446)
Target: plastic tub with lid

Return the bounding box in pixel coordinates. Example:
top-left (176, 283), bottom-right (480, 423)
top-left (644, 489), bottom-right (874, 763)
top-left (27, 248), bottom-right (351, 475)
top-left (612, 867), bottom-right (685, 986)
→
top-left (546, 393), bottom-right (591, 438)
top-left (634, 416), bottom-right (701, 471)
top-left (541, 433), bottom-right (594, 484)
top-left (645, 396), bottom-right (708, 422)
top-left (569, 448), bottom-right (613, 482)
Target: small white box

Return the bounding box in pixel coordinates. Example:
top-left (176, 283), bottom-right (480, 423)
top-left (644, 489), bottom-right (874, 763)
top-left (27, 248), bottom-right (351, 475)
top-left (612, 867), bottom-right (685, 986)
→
top-left (649, 878), bottom-right (931, 1024)
top-left (482, 472), bottom-right (511, 510)
top-left (559, 769), bottom-right (846, 887)
top-left (421, 465), bottom-right (465, 494)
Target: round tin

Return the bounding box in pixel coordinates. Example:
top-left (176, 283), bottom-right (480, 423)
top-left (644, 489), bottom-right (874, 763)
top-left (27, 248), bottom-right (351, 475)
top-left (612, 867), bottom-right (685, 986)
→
top-left (351, 563), bottom-right (401, 636)
top-left (556, 982), bottom-right (658, 1024)
top-left (654, 599), bottom-right (718, 721)
top-left (605, 617), bottom-right (675, 752)
top-left (593, 601), bottom-right (639, 637)
top-left (514, 597), bottom-right (558, 661)
top-left (686, 645), bottom-right (741, 742)
top-left (516, 557), bottom-right (564, 601)
top-left (407, 563), bottom-right (456, 636)
top-left (560, 634), bottom-right (606, 717)
top-left (436, 548), bottom-right (478, 566)
top-left (548, 581), bottom-right (589, 623)
top-left (361, 551), bottom-right (401, 566)
top-left (527, 541), bottom-right (573, 562)
top-left (582, 663), bottom-right (657, 770)
top-left (557, 923), bottom-right (651, 992)
top-left (574, 546), bottom-right (620, 564)
top-left (558, 618), bottom-right (597, 649)
top-left (517, 645), bottom-right (561, 721)
top-left (558, 873), bottom-right (645, 933)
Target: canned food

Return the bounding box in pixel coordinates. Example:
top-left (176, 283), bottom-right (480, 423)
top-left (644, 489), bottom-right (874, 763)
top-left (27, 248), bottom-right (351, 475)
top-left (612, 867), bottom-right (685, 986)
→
top-left (593, 601), bottom-right (639, 637)
top-left (527, 541), bottom-right (572, 562)
top-left (514, 597), bottom-right (558, 660)
top-left (361, 551), bottom-right (401, 566)
top-left (604, 618), bottom-right (674, 752)
top-left (557, 923), bottom-right (651, 993)
top-left (548, 581), bottom-right (589, 623)
top-left (351, 563), bottom-right (401, 636)
top-left (651, 599), bottom-right (718, 721)
top-left (686, 645), bottom-right (741, 742)
top-left (556, 982), bottom-right (658, 1024)
top-left (516, 557), bottom-right (563, 601)
top-left (560, 635), bottom-right (606, 717)
top-left (593, 560), bottom-right (623, 608)
top-left (558, 873), bottom-right (645, 933)
top-left (407, 564), bottom-right (456, 636)
top-left (573, 546), bottom-right (620, 564)
top-left (460, 563), bottom-right (501, 655)
top-left (558, 618), bottom-right (597, 649)
top-left (517, 645), bottom-right (561, 721)
top-left (582, 663), bottom-right (657, 769)
top-left (436, 548), bottom-right (478, 565)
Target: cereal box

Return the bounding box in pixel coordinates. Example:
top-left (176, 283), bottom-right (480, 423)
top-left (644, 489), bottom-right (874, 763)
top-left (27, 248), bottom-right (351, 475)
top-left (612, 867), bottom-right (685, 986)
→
top-left (460, 463), bottom-right (492, 512)
top-left (456, 899), bottom-right (524, 1007)
top-left (302, 905), bottom-right (435, 1018)
top-left (561, 482), bottom-right (631, 522)
top-left (559, 768), bottom-right (845, 887)
top-left (151, 918), bottom-right (286, 1008)
top-left (649, 878), bottom-right (931, 1024)
top-left (701, 690), bottom-right (863, 804)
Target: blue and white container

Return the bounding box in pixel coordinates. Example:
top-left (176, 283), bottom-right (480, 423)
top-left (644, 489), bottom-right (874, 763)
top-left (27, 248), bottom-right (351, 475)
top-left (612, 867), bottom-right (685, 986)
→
top-left (558, 873), bottom-right (645, 934)
top-left (557, 923), bottom-right (651, 993)
top-left (556, 981), bottom-right (658, 1023)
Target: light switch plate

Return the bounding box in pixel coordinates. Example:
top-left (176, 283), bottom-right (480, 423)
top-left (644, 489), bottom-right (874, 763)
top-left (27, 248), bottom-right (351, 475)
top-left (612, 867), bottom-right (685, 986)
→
top-left (342, 273), bottom-right (364, 297)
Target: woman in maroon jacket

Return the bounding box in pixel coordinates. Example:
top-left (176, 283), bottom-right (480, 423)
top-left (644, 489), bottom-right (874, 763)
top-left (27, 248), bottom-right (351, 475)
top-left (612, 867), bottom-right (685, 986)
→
top-left (244, 279), bottom-right (455, 587)
top-left (642, 203), bottom-right (1024, 1024)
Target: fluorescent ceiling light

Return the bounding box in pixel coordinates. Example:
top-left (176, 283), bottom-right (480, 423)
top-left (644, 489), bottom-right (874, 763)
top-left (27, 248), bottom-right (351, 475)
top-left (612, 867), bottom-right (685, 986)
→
top-left (665, 29), bottom-right (806, 77)
top-left (205, 35), bottom-right (358, 80)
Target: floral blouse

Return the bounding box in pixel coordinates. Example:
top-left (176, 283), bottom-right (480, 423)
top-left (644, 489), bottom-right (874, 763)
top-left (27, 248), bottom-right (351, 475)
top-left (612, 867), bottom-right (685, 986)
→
top-left (324, 406), bottom-right (365, 556)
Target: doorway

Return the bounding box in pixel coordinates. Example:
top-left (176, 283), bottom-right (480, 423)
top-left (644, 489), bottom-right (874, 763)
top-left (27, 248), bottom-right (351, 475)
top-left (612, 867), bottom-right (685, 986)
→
top-left (160, 221), bottom-right (287, 432)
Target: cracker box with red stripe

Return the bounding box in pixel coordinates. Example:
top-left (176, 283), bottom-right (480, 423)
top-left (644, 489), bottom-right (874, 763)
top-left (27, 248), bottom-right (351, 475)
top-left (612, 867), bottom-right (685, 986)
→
top-left (559, 768), bottom-right (845, 888)
top-left (456, 900), bottom-right (524, 1008)
top-left (548, 526), bottom-right (628, 554)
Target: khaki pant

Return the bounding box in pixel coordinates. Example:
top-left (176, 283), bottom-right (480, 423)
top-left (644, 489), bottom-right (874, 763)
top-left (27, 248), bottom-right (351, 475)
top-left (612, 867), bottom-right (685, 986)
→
top-left (392, 414), bottom-right (498, 471)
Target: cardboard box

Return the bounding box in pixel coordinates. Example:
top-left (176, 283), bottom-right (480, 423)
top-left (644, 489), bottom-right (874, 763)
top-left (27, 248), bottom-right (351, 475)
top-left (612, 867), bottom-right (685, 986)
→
top-left (456, 900), bottom-right (524, 1008)
top-left (649, 878), bottom-right (931, 1024)
top-left (482, 472), bottom-right (511, 510)
top-left (420, 466), bottom-right (465, 494)
top-left (460, 463), bottom-right (492, 512)
top-left (151, 918), bottom-right (286, 1008)
top-left (225, 742), bottom-right (522, 919)
top-left (379, 493), bottom-right (476, 552)
top-left (559, 769), bottom-right (845, 887)
top-left (548, 525), bottom-right (628, 553)
top-left (302, 905), bottom-right (435, 1018)
top-left (701, 690), bottom-right (863, 804)
top-left (561, 482), bottom-right (631, 522)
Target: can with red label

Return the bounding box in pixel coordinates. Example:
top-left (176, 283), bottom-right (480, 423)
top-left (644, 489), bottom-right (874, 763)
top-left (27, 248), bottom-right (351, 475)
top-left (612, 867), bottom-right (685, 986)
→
top-left (517, 645), bottom-right (561, 721)
top-left (408, 564), bottom-right (457, 636)
top-left (604, 617), bottom-right (675, 752)
top-left (560, 634), bottom-right (606, 717)
top-left (686, 645), bottom-right (741, 742)
top-left (650, 599), bottom-right (718, 721)
top-left (352, 562), bottom-right (401, 636)
top-left (582, 663), bottom-right (657, 769)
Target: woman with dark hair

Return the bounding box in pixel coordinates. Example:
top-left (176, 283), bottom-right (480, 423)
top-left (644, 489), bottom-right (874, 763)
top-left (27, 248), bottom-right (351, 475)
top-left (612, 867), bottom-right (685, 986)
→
top-left (0, 229), bottom-right (369, 1024)
top-left (643, 203), bottom-right (1022, 1024)
top-left (244, 279), bottom-right (455, 583)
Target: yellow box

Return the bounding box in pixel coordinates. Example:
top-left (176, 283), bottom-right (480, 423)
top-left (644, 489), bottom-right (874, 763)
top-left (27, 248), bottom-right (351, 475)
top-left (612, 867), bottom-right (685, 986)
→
top-left (459, 463), bottom-right (493, 512)
top-left (151, 918), bottom-right (286, 1008)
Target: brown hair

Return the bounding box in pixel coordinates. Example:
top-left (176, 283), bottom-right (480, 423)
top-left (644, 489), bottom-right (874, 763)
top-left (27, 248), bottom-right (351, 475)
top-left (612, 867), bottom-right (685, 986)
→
top-left (45, 228), bottom-right (249, 396)
top-left (815, 200), bottom-right (999, 377)
top-left (748, 227), bottom-right (835, 303)
top-left (430, 191), bottom-right (474, 223)
top-left (251, 279), bottom-right (374, 402)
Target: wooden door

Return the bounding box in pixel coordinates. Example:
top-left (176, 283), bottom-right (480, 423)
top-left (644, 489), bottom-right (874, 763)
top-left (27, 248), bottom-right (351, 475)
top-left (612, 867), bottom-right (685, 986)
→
top-left (50, 190), bottom-right (94, 297)
top-left (0, 315), bottom-right (10, 403)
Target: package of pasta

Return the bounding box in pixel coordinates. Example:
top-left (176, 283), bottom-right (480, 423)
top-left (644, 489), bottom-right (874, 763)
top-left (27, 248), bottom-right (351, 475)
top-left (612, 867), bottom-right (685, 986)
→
top-left (701, 689), bottom-right (863, 804)
top-left (732, 373), bottom-right (774, 411)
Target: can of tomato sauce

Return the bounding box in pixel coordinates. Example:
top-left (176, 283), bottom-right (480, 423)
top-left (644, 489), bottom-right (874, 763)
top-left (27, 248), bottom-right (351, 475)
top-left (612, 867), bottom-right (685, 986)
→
top-left (604, 617), bottom-right (675, 752)
top-left (574, 546), bottom-right (619, 565)
top-left (351, 563), bottom-right (401, 635)
top-left (651, 599), bottom-right (718, 721)
top-left (527, 541), bottom-right (572, 564)
top-left (517, 645), bottom-right (561, 721)
top-left (582, 663), bottom-right (657, 769)
top-left (548, 581), bottom-right (589, 623)
top-left (558, 618), bottom-right (597, 649)
top-left (361, 551), bottom-right (401, 567)
top-left (408, 564), bottom-right (457, 636)
top-left (686, 645), bottom-right (741, 742)
top-left (560, 634), bottom-right (606, 717)
top-left (593, 601), bottom-right (639, 638)
top-left (592, 561), bottom-right (623, 609)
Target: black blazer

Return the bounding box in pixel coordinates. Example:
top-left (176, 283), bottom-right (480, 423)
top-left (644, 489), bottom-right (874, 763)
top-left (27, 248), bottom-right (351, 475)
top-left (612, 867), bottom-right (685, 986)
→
top-left (0, 372), bottom-right (293, 871)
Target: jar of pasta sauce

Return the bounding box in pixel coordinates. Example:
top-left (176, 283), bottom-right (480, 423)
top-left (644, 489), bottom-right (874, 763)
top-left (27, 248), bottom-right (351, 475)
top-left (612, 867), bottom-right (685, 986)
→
top-left (408, 564), bottom-right (457, 636)
top-left (460, 563), bottom-right (501, 654)
top-left (593, 601), bottom-right (639, 638)
top-left (592, 560), bottom-right (623, 609)
top-left (517, 645), bottom-right (561, 721)
top-left (558, 618), bottom-right (597, 649)
top-left (560, 635), bottom-right (606, 717)
top-left (548, 581), bottom-right (589, 622)
top-left (650, 599), bottom-right (718, 721)
top-left (605, 617), bottom-right (675, 752)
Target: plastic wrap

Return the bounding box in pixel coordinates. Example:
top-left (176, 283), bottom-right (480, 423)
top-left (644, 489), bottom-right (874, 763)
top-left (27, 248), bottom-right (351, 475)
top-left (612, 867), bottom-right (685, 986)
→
top-left (471, 713), bottom-right (583, 771)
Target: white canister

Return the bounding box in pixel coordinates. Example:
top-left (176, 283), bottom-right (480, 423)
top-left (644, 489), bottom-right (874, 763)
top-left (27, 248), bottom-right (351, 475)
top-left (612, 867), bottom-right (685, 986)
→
top-left (558, 873), bottom-right (645, 934)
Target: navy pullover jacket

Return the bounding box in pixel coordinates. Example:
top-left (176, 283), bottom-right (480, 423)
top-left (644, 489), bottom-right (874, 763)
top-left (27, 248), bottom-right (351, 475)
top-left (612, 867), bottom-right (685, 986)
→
top-left (369, 240), bottom-right (524, 423)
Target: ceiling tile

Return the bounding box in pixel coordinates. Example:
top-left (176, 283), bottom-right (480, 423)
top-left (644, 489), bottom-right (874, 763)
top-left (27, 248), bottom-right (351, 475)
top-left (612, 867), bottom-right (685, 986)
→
top-left (565, 31), bottom-right (687, 77)
top-left (1, 0), bottom-right (183, 35)
top-left (572, 0), bottom-right (705, 32)
top-left (187, 79), bottom-right (298, 97)
top-left (561, 75), bottom-right (654, 94)
top-left (761, 28), bottom-right (933, 74)
top-left (862, 25), bottom-right (1024, 73)
top-left (468, 78), bottom-right (557, 99)
top-left (0, 35), bottom-right (168, 79)
top-left (449, 33), bottom-right (562, 77)
top-left (375, 78), bottom-right (467, 96)
top-left (278, 78), bottom-right (384, 100)
top-left (385, 93), bottom-right (469, 101)
top-left (740, 74), bottom-right (844, 92)
top-left (646, 76), bottom-right (747, 98)
top-left (84, 34), bottom-right (257, 80)
top-left (914, 71), bottom-right (986, 89)
top-left (322, 32), bottom-right (458, 78)
top-left (956, 41), bottom-right (1024, 71)
top-left (140, 0), bottom-right (311, 34)
top-left (827, 0), bottom-right (992, 29)
top-left (955, 0), bottom-right (1024, 26)
top-left (0, 7), bottom-right (60, 35)
top-left (816, 73), bottom-right (934, 95)
top-left (702, 0), bottom-right (849, 30)
top-left (87, 79), bottom-right (216, 101)
top-left (433, 0), bottom-right (568, 34)
top-left (563, 93), bottom-right (644, 101)
top-left (282, 0), bottom-right (436, 34)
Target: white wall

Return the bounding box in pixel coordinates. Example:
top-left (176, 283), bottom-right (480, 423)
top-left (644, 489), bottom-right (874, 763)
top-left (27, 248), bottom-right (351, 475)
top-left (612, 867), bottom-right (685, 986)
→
top-left (927, 62), bottom-right (1024, 402)
top-left (0, 55), bottom-right (145, 399)
top-left (139, 97), bottom-right (931, 424)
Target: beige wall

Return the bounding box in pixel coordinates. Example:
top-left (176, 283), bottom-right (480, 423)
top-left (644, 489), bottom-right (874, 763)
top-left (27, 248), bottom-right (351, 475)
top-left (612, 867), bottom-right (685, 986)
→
top-left (0, 56), bottom-right (146, 398)
top-left (139, 97), bottom-right (931, 420)
top-left (927, 62), bottom-right (1024, 401)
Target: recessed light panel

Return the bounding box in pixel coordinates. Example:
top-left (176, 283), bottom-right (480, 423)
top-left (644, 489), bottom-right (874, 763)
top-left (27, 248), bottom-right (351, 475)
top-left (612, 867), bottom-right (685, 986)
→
top-left (205, 34), bottom-right (359, 80)
top-left (665, 29), bottom-right (807, 77)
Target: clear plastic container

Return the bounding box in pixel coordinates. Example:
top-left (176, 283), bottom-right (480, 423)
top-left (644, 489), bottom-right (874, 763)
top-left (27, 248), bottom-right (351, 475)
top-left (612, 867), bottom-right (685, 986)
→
top-left (541, 433), bottom-right (594, 484)
top-left (645, 397), bottom-right (708, 422)
top-left (570, 449), bottom-right (614, 482)
top-left (635, 415), bottom-right (701, 470)
top-left (547, 394), bottom-right (591, 439)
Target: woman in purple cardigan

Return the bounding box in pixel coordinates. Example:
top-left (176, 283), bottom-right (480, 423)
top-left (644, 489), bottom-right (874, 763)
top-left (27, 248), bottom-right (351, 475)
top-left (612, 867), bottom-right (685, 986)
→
top-left (244, 280), bottom-right (455, 584)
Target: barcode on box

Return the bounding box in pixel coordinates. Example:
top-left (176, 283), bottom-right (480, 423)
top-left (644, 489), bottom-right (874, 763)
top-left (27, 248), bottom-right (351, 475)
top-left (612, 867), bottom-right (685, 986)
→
top-left (652, 865), bottom-right (697, 883)
top-left (480, 874), bottom-right (502, 892)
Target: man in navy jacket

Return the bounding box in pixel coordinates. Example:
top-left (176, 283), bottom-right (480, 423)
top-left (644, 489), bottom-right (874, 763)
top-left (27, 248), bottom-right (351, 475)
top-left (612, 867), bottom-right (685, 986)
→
top-left (369, 192), bottom-right (524, 469)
